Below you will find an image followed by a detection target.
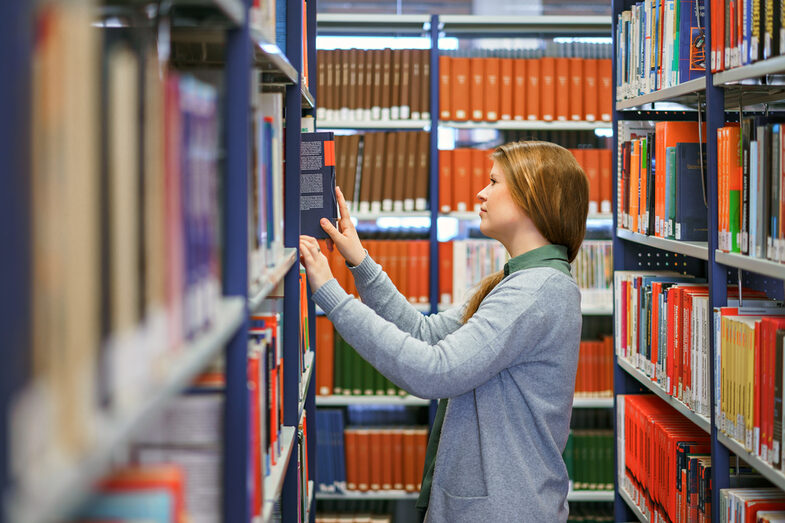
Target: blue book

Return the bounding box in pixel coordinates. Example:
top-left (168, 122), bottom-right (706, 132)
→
top-left (77, 491), bottom-right (173, 523)
top-left (677, 0), bottom-right (705, 83)
top-left (334, 409), bottom-right (347, 490)
top-left (300, 132), bottom-right (338, 239)
top-left (665, 146), bottom-right (677, 238)
top-left (675, 142), bottom-right (709, 240)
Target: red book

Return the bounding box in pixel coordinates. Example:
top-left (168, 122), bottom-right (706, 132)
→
top-left (599, 59), bottom-right (612, 121)
top-left (584, 149), bottom-right (601, 215)
top-left (500, 58), bottom-right (513, 120)
top-left (370, 430), bottom-right (382, 490)
top-left (452, 148), bottom-right (472, 212)
top-left (600, 149), bottom-right (613, 215)
top-left (484, 57), bottom-right (500, 121)
top-left (583, 58), bottom-right (598, 122)
top-left (403, 429), bottom-right (417, 492)
top-left (381, 430), bottom-right (393, 489)
top-left (357, 429), bottom-right (370, 491)
top-left (315, 316), bottom-right (334, 396)
top-left (555, 57), bottom-right (570, 121)
top-left (513, 59), bottom-right (527, 121)
top-left (392, 430), bottom-right (404, 489)
top-left (345, 429), bottom-right (358, 490)
top-left (450, 57), bottom-right (470, 121)
top-left (439, 241), bottom-right (453, 306)
top-left (569, 58), bottom-right (584, 121)
top-left (99, 466), bottom-right (186, 523)
top-left (540, 57), bottom-right (555, 121)
top-left (438, 149), bottom-right (452, 213)
top-left (526, 59), bottom-right (540, 121)
top-left (418, 240), bottom-right (429, 303)
top-left (439, 55), bottom-right (451, 120)
top-left (470, 57), bottom-right (485, 121)
top-left (471, 148), bottom-right (488, 213)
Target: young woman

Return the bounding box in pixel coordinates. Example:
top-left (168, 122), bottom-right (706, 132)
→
top-left (299, 141), bottom-right (589, 522)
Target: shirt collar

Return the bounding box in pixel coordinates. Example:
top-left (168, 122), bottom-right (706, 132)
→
top-left (503, 244), bottom-right (572, 277)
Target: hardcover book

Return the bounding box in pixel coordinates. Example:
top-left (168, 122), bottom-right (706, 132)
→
top-left (300, 132), bottom-right (338, 239)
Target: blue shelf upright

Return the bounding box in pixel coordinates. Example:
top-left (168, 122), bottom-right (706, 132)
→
top-left (223, 1), bottom-right (252, 523)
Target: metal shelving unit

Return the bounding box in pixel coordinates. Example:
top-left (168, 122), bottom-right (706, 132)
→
top-left (298, 351), bottom-right (316, 419)
top-left (616, 357), bottom-right (711, 434)
top-left (315, 490), bottom-right (421, 500)
top-left (315, 13), bottom-right (430, 35)
top-left (262, 426), bottom-right (298, 523)
top-left (249, 248), bottom-right (298, 312)
top-left (568, 490), bottom-right (616, 502)
top-left (315, 395), bottom-right (431, 406)
top-left (317, 120), bottom-right (431, 130)
top-left (441, 120), bottom-right (612, 131)
top-left (615, 78), bottom-right (706, 110)
top-left (438, 15), bottom-right (612, 35)
top-left (717, 433), bottom-right (785, 492)
top-left (715, 251), bottom-right (785, 280)
top-left (6, 298), bottom-right (245, 523)
top-left (713, 55), bottom-right (785, 85)
top-left (616, 229), bottom-right (709, 260)
top-left (619, 488), bottom-right (649, 522)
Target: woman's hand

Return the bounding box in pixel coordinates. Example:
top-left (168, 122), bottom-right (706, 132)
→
top-left (299, 235), bottom-right (334, 293)
top-left (321, 186), bottom-right (366, 267)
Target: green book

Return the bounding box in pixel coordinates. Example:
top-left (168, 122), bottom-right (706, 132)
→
top-left (342, 339), bottom-right (354, 395)
top-left (373, 366), bottom-right (385, 396)
top-left (665, 146), bottom-right (677, 238)
top-left (351, 344), bottom-right (362, 395)
top-left (563, 430), bottom-right (575, 487)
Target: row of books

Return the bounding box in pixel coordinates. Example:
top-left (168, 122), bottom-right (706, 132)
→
top-left (564, 430), bottom-right (614, 491)
top-left (250, 91), bottom-right (285, 285)
top-left (719, 489), bottom-right (785, 522)
top-left (615, 0), bottom-right (706, 99)
top-left (315, 317), bottom-right (410, 397)
top-left (717, 120), bottom-right (785, 262)
top-left (316, 49), bottom-right (430, 122)
top-left (575, 337), bottom-right (614, 398)
top-left (17, 5), bottom-right (226, 492)
top-left (710, 0), bottom-right (785, 72)
top-left (439, 55), bottom-right (613, 123)
top-left (617, 394), bottom-right (712, 523)
top-left (571, 240), bottom-right (614, 309)
top-left (438, 147), bottom-right (612, 216)
top-left (716, 307), bottom-right (785, 467)
top-left (320, 239), bottom-right (430, 304)
top-left (315, 410), bottom-right (428, 493)
top-left (334, 132), bottom-right (430, 214)
top-left (618, 121), bottom-right (709, 240)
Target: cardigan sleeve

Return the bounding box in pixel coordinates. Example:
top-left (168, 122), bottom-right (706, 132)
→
top-left (343, 253), bottom-right (464, 345)
top-left (311, 273), bottom-right (555, 399)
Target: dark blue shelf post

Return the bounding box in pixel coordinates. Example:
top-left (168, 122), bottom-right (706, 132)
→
top-left (704, 0), bottom-right (729, 514)
top-left (223, 2), bottom-right (252, 523)
top-left (283, 0), bottom-right (304, 518)
top-left (429, 14), bottom-right (440, 316)
top-left (0, 4), bottom-right (33, 523)
top-left (610, 0), bottom-right (640, 519)
top-left (305, 2), bottom-right (318, 521)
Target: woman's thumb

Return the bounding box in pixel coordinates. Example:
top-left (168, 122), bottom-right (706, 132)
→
top-left (320, 218), bottom-right (342, 243)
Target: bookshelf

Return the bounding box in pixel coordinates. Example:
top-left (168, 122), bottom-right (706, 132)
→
top-left (316, 395), bottom-right (432, 406)
top-left (442, 121), bottom-right (613, 131)
top-left (611, 0), bottom-right (785, 519)
top-left (317, 120), bottom-right (431, 130)
top-left (0, 0), bottom-right (317, 522)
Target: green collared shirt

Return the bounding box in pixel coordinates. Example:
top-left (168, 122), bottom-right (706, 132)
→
top-left (416, 243), bottom-right (572, 513)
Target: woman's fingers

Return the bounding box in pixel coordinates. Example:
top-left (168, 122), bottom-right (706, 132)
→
top-left (320, 218), bottom-right (343, 244)
top-left (336, 186), bottom-right (351, 221)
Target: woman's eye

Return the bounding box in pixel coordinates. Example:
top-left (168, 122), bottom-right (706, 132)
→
top-left (489, 179), bottom-right (497, 185)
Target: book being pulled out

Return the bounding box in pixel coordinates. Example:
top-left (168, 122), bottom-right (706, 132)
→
top-left (300, 132), bottom-right (338, 238)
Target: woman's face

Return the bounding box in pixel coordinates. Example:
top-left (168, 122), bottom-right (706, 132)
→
top-left (477, 160), bottom-right (528, 243)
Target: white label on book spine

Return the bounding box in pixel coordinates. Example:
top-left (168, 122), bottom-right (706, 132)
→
top-left (316, 107), bottom-right (327, 121)
top-left (370, 201), bottom-right (382, 213)
top-left (411, 111), bottom-right (420, 120)
top-left (404, 198), bottom-right (414, 211)
top-left (382, 199), bottom-right (393, 212)
top-left (457, 202), bottom-right (467, 212)
top-left (393, 201), bottom-right (404, 212)
top-left (340, 107), bottom-right (351, 120)
top-left (422, 111), bottom-right (430, 120)
top-left (415, 198), bottom-right (427, 211)
top-left (359, 201), bottom-right (371, 213)
top-left (353, 109), bottom-right (363, 121)
top-left (372, 106), bottom-right (381, 120)
top-left (487, 111), bottom-right (498, 120)
top-left (391, 106), bottom-right (400, 120)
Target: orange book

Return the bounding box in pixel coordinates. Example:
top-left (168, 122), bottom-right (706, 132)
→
top-left (357, 429), bottom-right (370, 491)
top-left (397, 241), bottom-right (410, 304)
top-left (406, 241), bottom-right (419, 303)
top-left (345, 429), bottom-right (358, 490)
top-left (526, 59), bottom-right (540, 121)
top-left (540, 57), bottom-right (556, 121)
top-left (471, 148), bottom-right (488, 212)
top-left (381, 430), bottom-right (394, 490)
top-left (513, 59), bottom-right (527, 121)
top-left (415, 429), bottom-right (428, 490)
top-left (600, 149), bottom-right (613, 215)
top-left (727, 124), bottom-right (742, 253)
top-left (584, 149), bottom-right (601, 215)
top-left (639, 140), bottom-right (649, 234)
top-left (439, 55), bottom-right (451, 120)
top-left (450, 57), bottom-right (470, 121)
top-left (570, 148), bottom-right (586, 172)
top-left (418, 240), bottom-right (429, 303)
top-left (555, 57), bottom-right (570, 121)
top-left (370, 430), bottom-right (382, 490)
top-left (583, 58), bottom-right (598, 122)
top-left (484, 57), bottom-right (500, 121)
top-left (500, 58), bottom-right (513, 120)
top-left (439, 241), bottom-right (453, 306)
top-left (392, 430), bottom-right (404, 489)
top-left (569, 58), bottom-right (584, 121)
top-left (470, 57), bottom-right (485, 121)
top-left (630, 139), bottom-right (641, 233)
top-left (439, 149), bottom-right (452, 213)
top-left (599, 59), bottom-right (612, 121)
top-left (403, 429), bottom-right (417, 492)
top-left (315, 316), bottom-right (334, 395)
top-left (452, 148), bottom-right (472, 212)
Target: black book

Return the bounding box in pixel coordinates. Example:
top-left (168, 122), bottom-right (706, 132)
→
top-left (300, 132), bottom-right (338, 239)
top-left (674, 142), bottom-right (709, 241)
